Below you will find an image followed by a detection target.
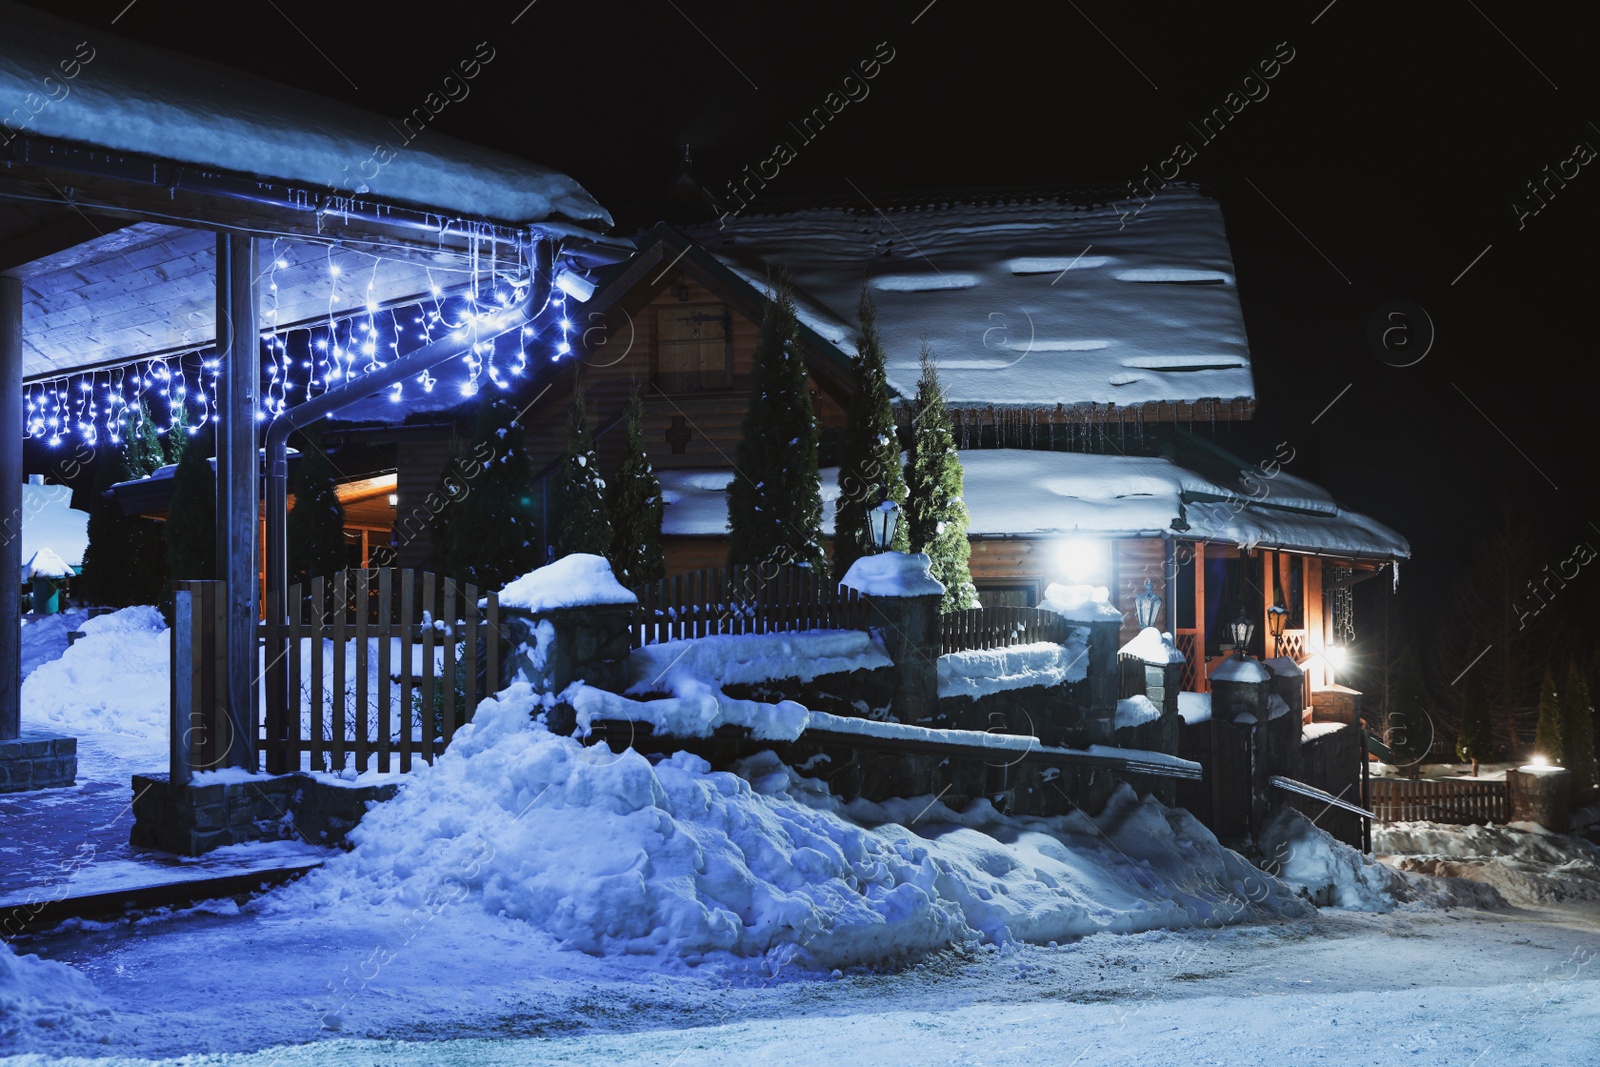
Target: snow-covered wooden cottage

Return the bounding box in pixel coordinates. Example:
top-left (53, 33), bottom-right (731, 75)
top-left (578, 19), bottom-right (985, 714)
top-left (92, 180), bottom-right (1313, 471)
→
top-left (347, 185), bottom-right (1407, 694)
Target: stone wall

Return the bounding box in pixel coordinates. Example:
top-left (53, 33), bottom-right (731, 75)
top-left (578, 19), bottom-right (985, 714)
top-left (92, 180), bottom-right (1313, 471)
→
top-left (131, 772), bottom-right (399, 856)
top-left (0, 732), bottom-right (76, 793)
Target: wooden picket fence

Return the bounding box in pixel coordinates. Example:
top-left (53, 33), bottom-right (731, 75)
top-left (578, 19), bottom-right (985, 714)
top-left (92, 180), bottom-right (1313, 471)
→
top-left (1369, 777), bottom-right (1509, 825)
top-left (630, 563), bottom-right (867, 647)
top-left (939, 606), bottom-right (1072, 655)
top-left (260, 567), bottom-right (504, 775)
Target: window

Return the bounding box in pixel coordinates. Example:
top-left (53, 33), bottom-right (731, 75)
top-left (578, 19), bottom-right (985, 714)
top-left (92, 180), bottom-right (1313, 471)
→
top-left (656, 304), bottom-right (731, 392)
top-left (975, 583), bottom-right (1038, 608)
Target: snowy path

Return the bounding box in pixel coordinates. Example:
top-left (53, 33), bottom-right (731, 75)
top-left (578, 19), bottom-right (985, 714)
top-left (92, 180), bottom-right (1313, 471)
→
top-left (8, 902), bottom-right (1600, 1063)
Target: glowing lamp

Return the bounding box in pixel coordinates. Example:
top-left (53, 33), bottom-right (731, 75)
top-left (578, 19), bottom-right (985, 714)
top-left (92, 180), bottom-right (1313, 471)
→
top-left (387, 493), bottom-right (399, 507)
top-left (1229, 607), bottom-right (1255, 653)
top-left (1134, 579), bottom-right (1162, 630)
top-left (1325, 644), bottom-right (1348, 670)
top-left (1060, 539), bottom-right (1100, 583)
top-left (868, 499), bottom-right (901, 553)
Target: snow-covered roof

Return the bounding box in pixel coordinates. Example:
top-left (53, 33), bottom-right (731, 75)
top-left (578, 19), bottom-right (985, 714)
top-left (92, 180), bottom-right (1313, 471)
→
top-left (657, 449), bottom-right (1410, 560)
top-left (683, 187), bottom-right (1252, 410)
top-left (0, 3), bottom-right (607, 229)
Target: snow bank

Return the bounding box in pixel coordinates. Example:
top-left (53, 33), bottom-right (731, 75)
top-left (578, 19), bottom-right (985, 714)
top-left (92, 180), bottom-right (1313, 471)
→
top-left (0, 940), bottom-right (102, 1044)
top-left (628, 630), bottom-right (891, 694)
top-left (838, 552), bottom-right (944, 598)
top-left (1376, 821), bottom-right (1600, 906)
top-left (1261, 810), bottom-right (1504, 912)
top-left (498, 554), bottom-right (637, 613)
top-left (274, 683), bottom-right (1308, 971)
top-left (19, 608), bottom-right (87, 680)
top-left (936, 639), bottom-right (1087, 700)
top-left (21, 605), bottom-right (169, 764)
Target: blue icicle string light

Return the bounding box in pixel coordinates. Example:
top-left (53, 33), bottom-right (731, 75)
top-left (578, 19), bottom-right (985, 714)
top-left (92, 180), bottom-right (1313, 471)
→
top-left (20, 243), bottom-right (582, 448)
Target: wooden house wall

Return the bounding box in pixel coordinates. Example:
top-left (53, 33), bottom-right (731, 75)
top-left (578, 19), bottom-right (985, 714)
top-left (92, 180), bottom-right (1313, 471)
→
top-left (391, 427), bottom-right (460, 571)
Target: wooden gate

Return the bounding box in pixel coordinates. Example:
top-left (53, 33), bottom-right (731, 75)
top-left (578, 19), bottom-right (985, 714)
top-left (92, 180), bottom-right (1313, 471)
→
top-left (260, 568), bottom-right (503, 775)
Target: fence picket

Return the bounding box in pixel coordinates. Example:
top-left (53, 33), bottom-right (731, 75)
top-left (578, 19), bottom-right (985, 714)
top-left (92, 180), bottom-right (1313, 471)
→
top-left (376, 569), bottom-right (392, 774)
top-left (399, 569), bottom-right (415, 773)
top-left (465, 583), bottom-right (480, 719)
top-left (420, 572), bottom-right (436, 764)
top-left (354, 569), bottom-right (370, 775)
top-left (486, 591), bottom-right (500, 711)
top-left (442, 579), bottom-right (459, 747)
top-left (287, 583), bottom-right (303, 773)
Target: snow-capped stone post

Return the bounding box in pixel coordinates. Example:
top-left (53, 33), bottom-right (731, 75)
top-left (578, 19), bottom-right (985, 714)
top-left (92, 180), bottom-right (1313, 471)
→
top-left (498, 554), bottom-right (639, 698)
top-left (1507, 762), bottom-right (1572, 832)
top-left (1040, 584), bottom-right (1124, 744)
top-left (839, 552), bottom-right (944, 720)
top-left (1118, 627), bottom-right (1186, 719)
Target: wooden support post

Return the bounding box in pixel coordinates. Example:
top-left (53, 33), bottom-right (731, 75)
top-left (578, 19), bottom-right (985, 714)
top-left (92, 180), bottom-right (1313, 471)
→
top-left (0, 276), bottom-right (19, 741)
top-left (1192, 541), bottom-right (1207, 691)
top-left (215, 234), bottom-right (260, 769)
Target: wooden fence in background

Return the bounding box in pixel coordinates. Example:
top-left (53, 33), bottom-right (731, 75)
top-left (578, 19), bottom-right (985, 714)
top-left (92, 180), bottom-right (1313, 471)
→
top-left (939, 606), bottom-right (1072, 656)
top-left (259, 568), bottom-right (503, 775)
top-left (629, 564), bottom-right (867, 647)
top-left (1370, 777), bottom-right (1508, 825)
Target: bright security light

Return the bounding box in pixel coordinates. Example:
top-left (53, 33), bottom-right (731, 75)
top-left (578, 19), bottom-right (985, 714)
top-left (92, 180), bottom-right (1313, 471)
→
top-left (1325, 644), bottom-right (1348, 670)
top-left (1060, 539), bottom-right (1100, 583)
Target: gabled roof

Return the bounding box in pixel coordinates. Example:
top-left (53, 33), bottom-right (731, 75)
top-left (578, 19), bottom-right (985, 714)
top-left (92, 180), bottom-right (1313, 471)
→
top-left (0, 2), bottom-right (608, 230)
top-left (673, 185), bottom-right (1254, 412)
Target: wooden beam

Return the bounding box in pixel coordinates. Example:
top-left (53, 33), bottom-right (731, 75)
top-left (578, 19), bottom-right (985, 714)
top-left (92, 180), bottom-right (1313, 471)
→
top-left (0, 210), bottom-right (126, 275)
top-left (0, 276), bottom-right (20, 739)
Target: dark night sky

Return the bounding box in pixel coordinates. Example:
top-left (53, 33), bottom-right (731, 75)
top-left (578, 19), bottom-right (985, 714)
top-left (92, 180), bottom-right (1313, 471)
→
top-left (26, 0), bottom-right (1600, 643)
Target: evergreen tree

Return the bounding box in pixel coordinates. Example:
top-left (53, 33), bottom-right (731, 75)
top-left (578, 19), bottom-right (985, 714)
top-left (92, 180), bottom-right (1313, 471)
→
top-left (162, 401), bottom-right (190, 468)
top-left (79, 442), bottom-right (137, 606)
top-left (605, 386), bottom-right (663, 584)
top-left (903, 346), bottom-right (977, 611)
top-left (286, 426), bottom-right (347, 588)
top-left (1456, 671), bottom-right (1495, 775)
top-left (440, 397), bottom-right (541, 590)
top-left (552, 373), bottom-right (614, 560)
top-left (1562, 661), bottom-right (1598, 792)
top-left (1534, 668), bottom-right (1563, 764)
top-left (833, 290), bottom-right (908, 581)
top-left (126, 402), bottom-right (167, 478)
top-left (726, 278), bottom-right (826, 570)
top-left (165, 424), bottom-right (217, 582)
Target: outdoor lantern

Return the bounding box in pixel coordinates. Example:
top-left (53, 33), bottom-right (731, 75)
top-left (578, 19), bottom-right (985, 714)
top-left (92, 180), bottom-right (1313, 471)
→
top-left (1135, 579), bottom-right (1162, 630)
top-left (869, 498), bottom-right (901, 553)
top-left (1267, 594), bottom-right (1287, 655)
top-left (1229, 606), bottom-right (1256, 653)
top-left (1061, 538), bottom-right (1100, 583)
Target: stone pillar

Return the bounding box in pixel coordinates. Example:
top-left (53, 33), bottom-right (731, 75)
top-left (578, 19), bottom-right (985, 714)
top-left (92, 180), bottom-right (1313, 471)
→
top-left (1084, 618), bottom-right (1120, 744)
top-left (503, 604), bottom-right (635, 696)
top-left (864, 592), bottom-right (942, 721)
top-left (1507, 766), bottom-right (1571, 832)
top-left (0, 275), bottom-right (19, 741)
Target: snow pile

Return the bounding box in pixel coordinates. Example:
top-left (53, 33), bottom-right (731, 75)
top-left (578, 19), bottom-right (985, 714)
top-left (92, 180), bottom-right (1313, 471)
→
top-left (1377, 821), bottom-right (1600, 906)
top-left (498, 554), bottom-right (637, 613)
top-left (628, 630), bottom-right (891, 694)
top-left (19, 608), bottom-right (87, 680)
top-left (1039, 582), bottom-right (1123, 623)
top-left (275, 683), bottom-right (1308, 970)
top-left (1209, 654), bottom-right (1270, 684)
top-left (21, 547), bottom-right (75, 579)
top-left (838, 552), bottom-right (944, 598)
top-left (0, 940), bottom-right (102, 1044)
top-left (1177, 691), bottom-right (1212, 724)
top-left (1118, 627), bottom-right (1186, 665)
top-left (21, 605), bottom-right (169, 761)
top-left (936, 639), bottom-right (1087, 700)
top-left (1115, 695), bottom-right (1162, 730)
top-left (1261, 810), bottom-right (1504, 912)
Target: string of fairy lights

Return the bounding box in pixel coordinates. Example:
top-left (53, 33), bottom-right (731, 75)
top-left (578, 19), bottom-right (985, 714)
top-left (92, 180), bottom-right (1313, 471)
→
top-left (21, 239), bottom-right (577, 449)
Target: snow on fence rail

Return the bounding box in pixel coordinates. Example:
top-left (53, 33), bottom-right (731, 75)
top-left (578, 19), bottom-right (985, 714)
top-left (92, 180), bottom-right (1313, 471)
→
top-left (938, 606), bottom-right (1071, 656)
top-left (629, 564), bottom-right (867, 648)
top-left (258, 567), bottom-right (504, 775)
top-left (1369, 777), bottom-right (1508, 825)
